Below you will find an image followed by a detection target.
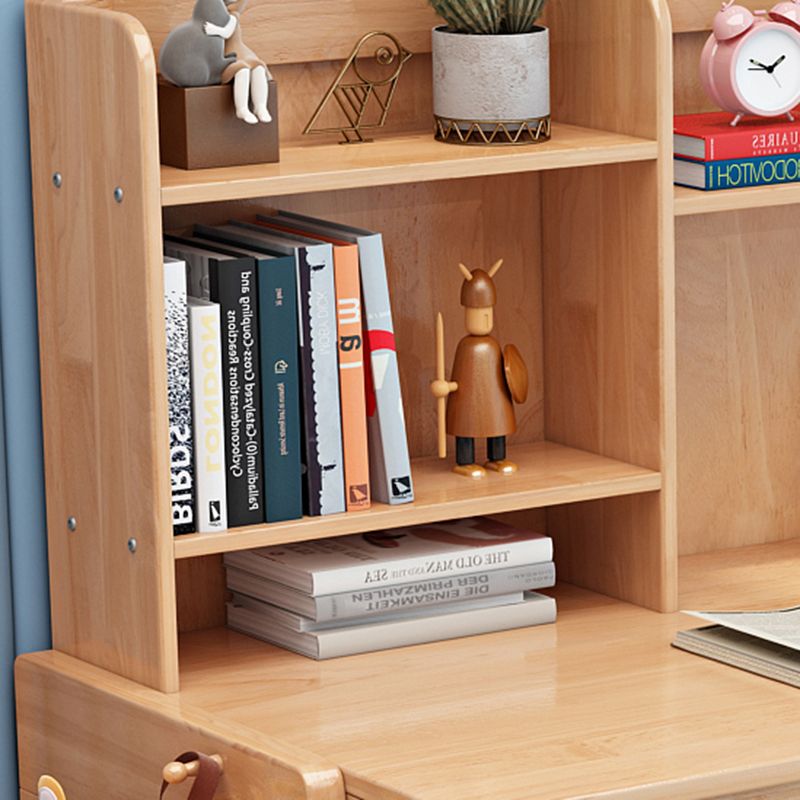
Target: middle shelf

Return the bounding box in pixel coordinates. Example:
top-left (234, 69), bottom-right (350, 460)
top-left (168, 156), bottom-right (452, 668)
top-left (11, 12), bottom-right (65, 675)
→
top-left (173, 441), bottom-right (661, 559)
top-left (160, 124), bottom-right (659, 206)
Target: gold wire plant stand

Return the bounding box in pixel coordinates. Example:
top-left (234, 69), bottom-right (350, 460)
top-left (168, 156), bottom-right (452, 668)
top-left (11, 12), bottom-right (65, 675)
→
top-left (434, 116), bottom-right (551, 145)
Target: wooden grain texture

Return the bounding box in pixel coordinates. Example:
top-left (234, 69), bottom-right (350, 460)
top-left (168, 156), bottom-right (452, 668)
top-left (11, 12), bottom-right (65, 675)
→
top-left (112, 0), bottom-right (438, 66)
top-left (159, 125), bottom-right (658, 207)
top-left (176, 556), bottom-right (227, 633)
top-left (547, 0), bottom-right (666, 139)
top-left (25, 0), bottom-right (178, 691)
top-left (542, 160), bottom-right (676, 611)
top-left (669, 0), bottom-right (763, 33)
top-left (675, 183), bottom-right (800, 215)
top-left (174, 542), bottom-right (800, 799)
top-left (173, 442), bottom-right (661, 559)
top-left (674, 31), bottom-right (715, 115)
top-left (676, 208), bottom-right (800, 554)
top-left (15, 652), bottom-right (345, 800)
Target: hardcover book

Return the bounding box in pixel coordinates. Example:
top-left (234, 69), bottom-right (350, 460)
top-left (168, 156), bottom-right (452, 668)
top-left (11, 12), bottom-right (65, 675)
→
top-left (195, 223), bottom-right (346, 517)
top-left (675, 153), bottom-right (800, 191)
top-left (188, 298), bottom-right (228, 533)
top-left (163, 257), bottom-right (195, 535)
top-left (256, 211), bottom-right (414, 506)
top-left (674, 111), bottom-right (800, 162)
top-left (256, 217), bottom-right (370, 512)
top-left (164, 237), bottom-right (266, 526)
top-left (222, 517), bottom-right (553, 595)
top-left (224, 560), bottom-right (556, 622)
top-left (190, 239), bottom-right (303, 524)
top-left (228, 590), bottom-right (556, 659)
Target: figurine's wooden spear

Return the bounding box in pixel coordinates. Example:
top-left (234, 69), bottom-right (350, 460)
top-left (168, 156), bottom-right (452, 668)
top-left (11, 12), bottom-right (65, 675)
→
top-left (436, 312), bottom-right (447, 458)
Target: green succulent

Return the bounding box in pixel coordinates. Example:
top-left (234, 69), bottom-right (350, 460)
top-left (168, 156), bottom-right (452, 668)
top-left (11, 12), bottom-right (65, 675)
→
top-left (429, 0), bottom-right (548, 34)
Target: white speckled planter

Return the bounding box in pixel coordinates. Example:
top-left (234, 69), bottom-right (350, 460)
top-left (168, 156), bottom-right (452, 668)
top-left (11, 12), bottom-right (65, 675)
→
top-left (432, 25), bottom-right (550, 144)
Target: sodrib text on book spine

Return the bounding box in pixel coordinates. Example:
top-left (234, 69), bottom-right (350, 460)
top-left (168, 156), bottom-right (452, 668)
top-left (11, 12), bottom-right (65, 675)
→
top-left (708, 154), bottom-right (800, 189)
top-left (188, 299), bottom-right (228, 532)
top-left (164, 258), bottom-right (195, 535)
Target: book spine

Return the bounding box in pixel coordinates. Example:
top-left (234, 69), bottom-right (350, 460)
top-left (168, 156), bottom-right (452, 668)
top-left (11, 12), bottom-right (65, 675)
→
top-left (333, 246), bottom-right (370, 511)
top-left (188, 302), bottom-right (228, 533)
top-left (258, 257), bottom-right (303, 522)
top-left (163, 259), bottom-right (195, 534)
top-left (705, 127), bottom-right (800, 161)
top-left (312, 537), bottom-right (553, 595)
top-left (315, 592), bottom-right (556, 659)
top-left (315, 562), bottom-right (556, 622)
top-left (297, 245), bottom-right (346, 516)
top-left (210, 260), bottom-right (265, 526)
top-left (703, 154), bottom-right (800, 190)
top-left (359, 234), bottom-right (414, 505)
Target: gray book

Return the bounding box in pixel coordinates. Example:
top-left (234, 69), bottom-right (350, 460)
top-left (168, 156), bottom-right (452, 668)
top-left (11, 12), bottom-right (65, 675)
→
top-left (228, 591), bottom-right (556, 659)
top-left (225, 560), bottom-right (556, 623)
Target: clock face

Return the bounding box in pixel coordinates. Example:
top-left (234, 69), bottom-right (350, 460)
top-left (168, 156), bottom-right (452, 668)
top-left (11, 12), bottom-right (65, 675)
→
top-left (735, 26), bottom-right (800, 114)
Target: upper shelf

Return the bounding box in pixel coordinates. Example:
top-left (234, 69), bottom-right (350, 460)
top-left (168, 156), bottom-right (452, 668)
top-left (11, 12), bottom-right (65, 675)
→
top-left (173, 441), bottom-right (661, 559)
top-left (160, 124), bottom-right (659, 206)
top-left (675, 183), bottom-right (800, 216)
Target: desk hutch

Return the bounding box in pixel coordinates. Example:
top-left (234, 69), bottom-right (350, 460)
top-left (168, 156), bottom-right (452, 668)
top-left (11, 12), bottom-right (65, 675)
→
top-left (15, 0), bottom-right (800, 798)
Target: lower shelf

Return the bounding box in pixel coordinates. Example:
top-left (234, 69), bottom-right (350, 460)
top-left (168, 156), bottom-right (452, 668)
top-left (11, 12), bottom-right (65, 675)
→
top-left (173, 441), bottom-right (661, 559)
top-left (674, 182), bottom-right (800, 215)
top-left (173, 539), bottom-right (800, 800)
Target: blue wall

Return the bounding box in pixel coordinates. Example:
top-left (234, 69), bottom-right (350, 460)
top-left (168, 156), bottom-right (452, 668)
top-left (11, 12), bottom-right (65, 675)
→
top-left (0, 0), bottom-right (53, 793)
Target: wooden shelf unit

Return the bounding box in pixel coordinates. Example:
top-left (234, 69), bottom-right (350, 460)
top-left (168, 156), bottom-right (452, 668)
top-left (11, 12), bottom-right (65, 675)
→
top-left (674, 182), bottom-right (800, 215)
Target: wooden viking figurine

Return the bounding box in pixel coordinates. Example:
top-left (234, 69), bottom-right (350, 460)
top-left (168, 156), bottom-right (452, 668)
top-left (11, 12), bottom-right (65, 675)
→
top-left (431, 260), bottom-right (529, 478)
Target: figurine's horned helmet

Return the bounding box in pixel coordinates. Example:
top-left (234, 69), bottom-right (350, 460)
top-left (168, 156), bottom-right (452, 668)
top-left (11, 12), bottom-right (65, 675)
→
top-left (459, 259), bottom-right (503, 308)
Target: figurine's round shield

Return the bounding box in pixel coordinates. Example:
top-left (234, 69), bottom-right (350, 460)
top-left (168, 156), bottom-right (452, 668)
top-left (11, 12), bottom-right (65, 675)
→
top-left (503, 344), bottom-right (528, 404)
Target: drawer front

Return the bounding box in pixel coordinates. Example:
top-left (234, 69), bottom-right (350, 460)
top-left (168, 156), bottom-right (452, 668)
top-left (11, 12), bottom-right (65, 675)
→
top-left (16, 652), bottom-right (344, 800)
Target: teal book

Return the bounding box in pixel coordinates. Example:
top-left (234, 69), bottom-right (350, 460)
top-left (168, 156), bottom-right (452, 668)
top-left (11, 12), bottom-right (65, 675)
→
top-left (674, 153), bottom-right (800, 191)
top-left (190, 237), bottom-right (303, 523)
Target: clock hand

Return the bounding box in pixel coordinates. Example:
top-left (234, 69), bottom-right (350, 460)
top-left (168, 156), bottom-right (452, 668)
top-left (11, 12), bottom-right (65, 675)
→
top-left (749, 58), bottom-right (770, 70)
top-left (769, 54), bottom-right (787, 71)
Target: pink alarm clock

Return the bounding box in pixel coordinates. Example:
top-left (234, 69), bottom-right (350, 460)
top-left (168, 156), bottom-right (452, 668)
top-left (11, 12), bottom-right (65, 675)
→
top-left (701, 0), bottom-right (800, 126)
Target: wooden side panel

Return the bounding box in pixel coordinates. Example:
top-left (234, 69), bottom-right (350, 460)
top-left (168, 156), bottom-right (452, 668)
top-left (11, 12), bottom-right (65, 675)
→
top-left (25, 0), bottom-right (178, 690)
top-left (676, 208), bottom-right (800, 555)
top-left (542, 160), bottom-right (676, 610)
top-left (668, 0), bottom-right (762, 34)
top-left (163, 172), bottom-right (545, 460)
top-left (547, 0), bottom-right (666, 138)
top-left (15, 651), bottom-right (344, 800)
top-left (674, 31), bottom-right (716, 115)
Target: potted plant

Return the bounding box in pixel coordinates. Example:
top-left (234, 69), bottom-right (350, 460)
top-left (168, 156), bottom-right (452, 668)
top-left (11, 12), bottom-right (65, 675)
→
top-left (429, 0), bottom-right (550, 144)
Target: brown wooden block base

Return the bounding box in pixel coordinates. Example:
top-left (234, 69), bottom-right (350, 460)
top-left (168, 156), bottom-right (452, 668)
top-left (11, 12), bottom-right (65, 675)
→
top-left (158, 79), bottom-right (280, 170)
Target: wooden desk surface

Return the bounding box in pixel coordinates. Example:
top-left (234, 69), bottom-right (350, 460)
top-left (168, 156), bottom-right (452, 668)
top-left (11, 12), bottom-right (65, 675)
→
top-left (174, 539), bottom-right (800, 800)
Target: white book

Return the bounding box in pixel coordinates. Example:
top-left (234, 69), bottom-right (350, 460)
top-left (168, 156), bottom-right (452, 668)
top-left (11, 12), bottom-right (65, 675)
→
top-left (223, 517), bottom-right (553, 595)
top-left (229, 589), bottom-right (525, 632)
top-left (188, 298), bottom-right (228, 533)
top-left (225, 561), bottom-right (556, 622)
top-left (163, 257), bottom-right (194, 534)
top-left (228, 591), bottom-right (556, 659)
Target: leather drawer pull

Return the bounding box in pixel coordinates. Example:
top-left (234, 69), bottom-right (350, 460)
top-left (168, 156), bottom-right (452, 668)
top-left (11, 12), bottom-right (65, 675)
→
top-left (160, 752), bottom-right (223, 799)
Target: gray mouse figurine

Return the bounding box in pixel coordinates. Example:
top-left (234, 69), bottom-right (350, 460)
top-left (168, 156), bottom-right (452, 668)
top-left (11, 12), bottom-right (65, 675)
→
top-left (158, 0), bottom-right (238, 88)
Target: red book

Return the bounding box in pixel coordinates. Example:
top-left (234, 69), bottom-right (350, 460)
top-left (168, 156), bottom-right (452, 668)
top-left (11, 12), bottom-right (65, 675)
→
top-left (674, 111), bottom-right (800, 162)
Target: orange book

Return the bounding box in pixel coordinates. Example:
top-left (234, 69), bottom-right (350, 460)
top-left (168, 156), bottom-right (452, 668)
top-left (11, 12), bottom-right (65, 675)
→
top-left (255, 218), bottom-right (371, 511)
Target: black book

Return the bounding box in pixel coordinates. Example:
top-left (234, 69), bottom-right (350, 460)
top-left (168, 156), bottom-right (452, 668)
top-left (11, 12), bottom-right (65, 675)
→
top-left (195, 223), bottom-right (345, 517)
top-left (164, 236), bottom-right (265, 527)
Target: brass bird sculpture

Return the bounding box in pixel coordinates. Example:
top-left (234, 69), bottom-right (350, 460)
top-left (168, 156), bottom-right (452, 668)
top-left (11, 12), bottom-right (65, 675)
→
top-left (304, 31), bottom-right (412, 144)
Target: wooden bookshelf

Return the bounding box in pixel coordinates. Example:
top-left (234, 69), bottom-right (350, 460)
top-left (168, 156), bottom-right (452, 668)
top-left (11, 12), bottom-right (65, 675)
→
top-left (174, 442), bottom-right (661, 558)
top-left (160, 125), bottom-right (658, 206)
top-left (675, 183), bottom-right (800, 215)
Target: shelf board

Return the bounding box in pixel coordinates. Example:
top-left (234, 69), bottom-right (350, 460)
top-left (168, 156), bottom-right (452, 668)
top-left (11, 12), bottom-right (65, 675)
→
top-left (174, 540), bottom-right (800, 800)
top-left (173, 441), bottom-right (661, 560)
top-left (675, 183), bottom-right (800, 216)
top-left (160, 124), bottom-right (658, 206)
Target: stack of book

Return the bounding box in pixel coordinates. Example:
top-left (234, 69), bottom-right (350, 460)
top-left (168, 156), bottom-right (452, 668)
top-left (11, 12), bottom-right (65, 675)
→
top-left (674, 111), bottom-right (800, 191)
top-left (161, 211), bottom-right (414, 534)
top-left (224, 516), bottom-right (557, 659)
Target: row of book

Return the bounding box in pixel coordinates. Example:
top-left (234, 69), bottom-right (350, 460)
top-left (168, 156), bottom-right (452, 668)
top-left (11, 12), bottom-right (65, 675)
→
top-left (224, 517), bottom-right (557, 659)
top-left (674, 110), bottom-right (800, 191)
top-left (163, 211), bottom-right (414, 535)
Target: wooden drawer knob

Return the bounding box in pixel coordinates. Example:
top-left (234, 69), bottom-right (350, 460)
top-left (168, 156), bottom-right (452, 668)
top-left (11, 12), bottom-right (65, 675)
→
top-left (163, 753), bottom-right (223, 784)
